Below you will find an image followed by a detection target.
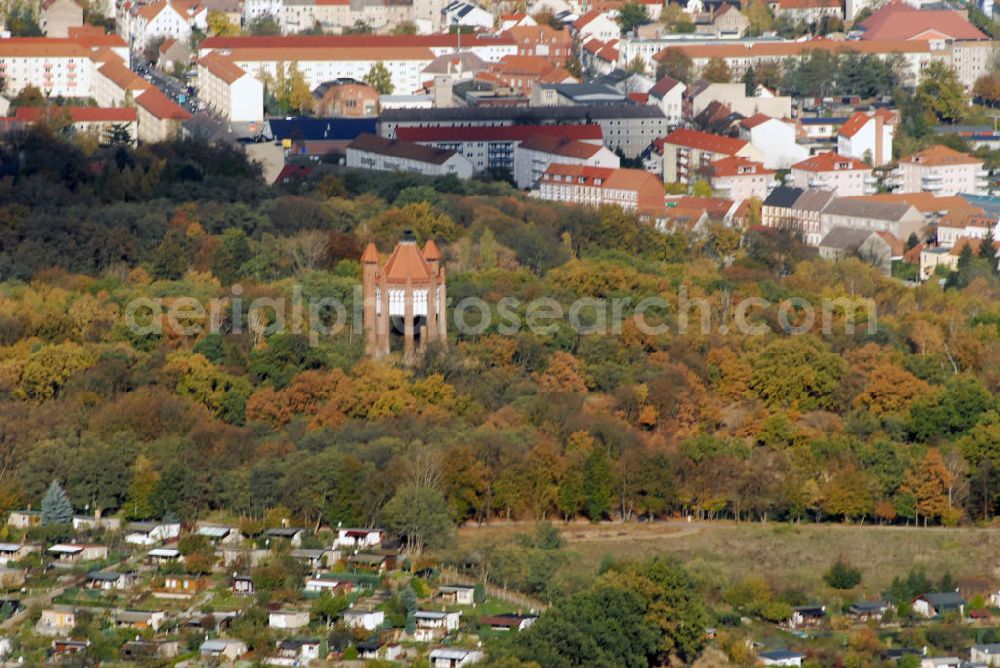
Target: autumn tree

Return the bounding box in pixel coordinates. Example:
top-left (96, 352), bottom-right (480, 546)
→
top-left (657, 49), bottom-right (693, 83)
top-left (903, 448), bottom-right (955, 526)
top-left (916, 62), bottom-right (967, 124)
top-left (207, 10), bottom-right (239, 36)
top-left (702, 57), bottom-right (732, 83)
top-left (363, 62), bottom-right (394, 95)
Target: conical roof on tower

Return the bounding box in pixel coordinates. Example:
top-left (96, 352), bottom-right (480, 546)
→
top-left (381, 236), bottom-right (434, 282)
top-left (422, 239), bottom-right (441, 261)
top-left (361, 242), bottom-right (380, 264)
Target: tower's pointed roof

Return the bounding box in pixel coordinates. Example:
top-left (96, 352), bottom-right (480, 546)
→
top-left (382, 236), bottom-right (433, 282)
top-left (361, 242), bottom-right (380, 264)
top-left (422, 239), bottom-right (441, 261)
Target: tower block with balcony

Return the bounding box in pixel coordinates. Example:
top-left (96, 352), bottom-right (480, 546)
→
top-left (361, 233), bottom-right (447, 363)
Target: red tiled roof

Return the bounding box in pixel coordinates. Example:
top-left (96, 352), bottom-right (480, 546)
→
top-left (98, 60), bottom-right (151, 90)
top-left (541, 163), bottom-right (665, 210)
top-left (900, 144), bottom-right (982, 167)
top-left (654, 38), bottom-right (932, 62)
top-left (859, 2), bottom-right (987, 41)
top-left (198, 51), bottom-right (246, 84)
top-left (837, 111), bottom-right (870, 139)
top-left (627, 92), bottom-right (649, 104)
top-left (791, 152), bottom-right (869, 172)
top-left (711, 155), bottom-right (774, 177)
top-left (649, 75), bottom-right (683, 98)
top-left (14, 106), bottom-right (137, 122)
top-left (492, 54), bottom-right (556, 75)
top-left (573, 9), bottom-right (604, 30)
top-left (663, 128), bottom-right (748, 155)
top-left (0, 38), bottom-right (89, 58)
top-left (669, 195), bottom-right (736, 219)
top-left (200, 33), bottom-right (515, 51)
top-left (135, 88), bottom-right (191, 120)
top-left (396, 124), bottom-right (603, 143)
top-left (518, 134), bottom-right (606, 159)
top-left (382, 238), bottom-right (433, 281)
top-left (739, 113), bottom-right (774, 130)
top-left (506, 24), bottom-right (572, 45)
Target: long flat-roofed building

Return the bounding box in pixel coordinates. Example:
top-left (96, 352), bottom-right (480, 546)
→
top-left (346, 133), bottom-right (473, 179)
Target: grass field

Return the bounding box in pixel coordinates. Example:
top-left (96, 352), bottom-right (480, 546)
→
top-left (457, 520), bottom-right (1000, 599)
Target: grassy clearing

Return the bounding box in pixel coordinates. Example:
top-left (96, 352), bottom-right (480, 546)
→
top-left (458, 521), bottom-right (1000, 598)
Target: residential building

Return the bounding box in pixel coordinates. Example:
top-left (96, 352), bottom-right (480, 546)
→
top-left (653, 38), bottom-right (993, 90)
top-left (891, 145), bottom-right (988, 197)
top-left (414, 610), bottom-right (462, 641)
top-left (128, 0), bottom-right (199, 52)
top-left (200, 639), bottom-right (248, 661)
top-left (838, 109), bottom-right (896, 167)
top-left (312, 79), bottom-right (379, 117)
top-left (196, 52), bottom-right (265, 122)
top-left (115, 609), bottom-right (166, 631)
top-left (970, 644), bottom-right (1000, 667)
top-left (660, 127), bottom-right (763, 184)
top-left (40, 0), bottom-right (83, 38)
top-left (124, 521), bottom-right (181, 545)
top-left (5, 510), bottom-right (40, 528)
top-left (36, 606), bottom-right (76, 636)
top-left (534, 163), bottom-right (668, 218)
top-left (396, 123), bottom-right (604, 174)
top-left (342, 608), bottom-right (385, 631)
top-left (572, 10), bottom-right (620, 43)
top-left (685, 80), bottom-right (792, 120)
top-left (94, 59), bottom-right (151, 106)
top-left (269, 610), bottom-right (310, 629)
top-left (770, 0), bottom-right (843, 24)
top-left (696, 3), bottom-right (749, 37)
top-left (429, 647), bottom-right (485, 668)
top-left (710, 155), bottom-right (776, 203)
top-left (758, 649), bottom-right (806, 667)
top-left (821, 197), bottom-right (925, 243)
top-left (648, 75), bottom-right (685, 126)
top-left (87, 570), bottom-right (137, 590)
top-left (346, 133), bottom-right (474, 179)
top-left (937, 213), bottom-right (1000, 247)
top-left (0, 39), bottom-right (95, 97)
top-left (513, 133), bottom-right (620, 189)
top-left (3, 106), bottom-right (137, 143)
top-left (0, 543), bottom-right (38, 567)
top-left (507, 24), bottom-right (573, 67)
top-left (857, 3), bottom-right (988, 41)
top-left (789, 152), bottom-right (874, 197)
top-left (529, 82), bottom-right (623, 106)
top-left (912, 592), bottom-right (966, 618)
top-left (486, 55), bottom-right (574, 94)
top-left (739, 113), bottom-right (808, 169)
top-left (48, 543), bottom-right (109, 563)
top-left (430, 648), bottom-right (484, 668)
top-left (818, 227), bottom-right (894, 274)
top-left (848, 601), bottom-right (890, 621)
top-left (135, 87), bottom-right (191, 142)
top-left (270, 638), bottom-right (323, 666)
top-left (438, 585), bottom-right (476, 605)
top-left (157, 37), bottom-right (191, 71)
top-left (441, 0), bottom-right (493, 30)
top-left (581, 38), bottom-right (620, 75)
top-left (334, 528), bottom-right (383, 549)
top-left (479, 613), bottom-right (537, 631)
top-left (379, 103), bottom-right (668, 158)
top-left (761, 186), bottom-right (836, 244)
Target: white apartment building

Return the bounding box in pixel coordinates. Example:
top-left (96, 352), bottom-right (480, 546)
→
top-left (647, 75), bottom-right (684, 127)
top-left (738, 113), bottom-right (808, 170)
top-left (789, 152), bottom-right (875, 197)
top-left (890, 145), bottom-right (988, 197)
top-left (196, 52), bottom-right (264, 122)
top-left (346, 133), bottom-right (474, 179)
top-left (513, 134), bottom-right (619, 189)
top-left (128, 1), bottom-right (202, 52)
top-left (572, 10), bottom-right (620, 44)
top-left (0, 39), bottom-right (95, 97)
top-left (838, 109), bottom-right (896, 167)
top-left (709, 156), bottom-right (776, 204)
top-left (534, 163), bottom-right (667, 216)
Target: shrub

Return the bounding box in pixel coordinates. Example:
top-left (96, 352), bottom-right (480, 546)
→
top-left (824, 558), bottom-right (862, 589)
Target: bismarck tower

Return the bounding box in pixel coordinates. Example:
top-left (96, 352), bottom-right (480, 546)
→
top-left (361, 231), bottom-right (447, 363)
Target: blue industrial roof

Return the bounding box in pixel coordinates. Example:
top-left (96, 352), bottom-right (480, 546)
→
top-left (265, 117), bottom-right (377, 142)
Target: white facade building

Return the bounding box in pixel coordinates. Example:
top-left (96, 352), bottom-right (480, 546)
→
top-left (513, 134), bottom-right (619, 189)
top-left (739, 113), bottom-right (808, 170)
top-left (789, 152), bottom-right (874, 197)
top-left (197, 52), bottom-right (264, 122)
top-left (838, 109), bottom-right (896, 168)
top-left (890, 145), bottom-right (988, 197)
top-left (0, 39), bottom-right (95, 97)
top-left (346, 133), bottom-right (474, 179)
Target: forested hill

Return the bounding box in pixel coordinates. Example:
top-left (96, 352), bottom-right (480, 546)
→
top-left (1, 128), bottom-right (999, 538)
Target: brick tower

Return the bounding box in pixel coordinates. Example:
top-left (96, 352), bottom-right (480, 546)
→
top-left (361, 232), bottom-right (447, 363)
